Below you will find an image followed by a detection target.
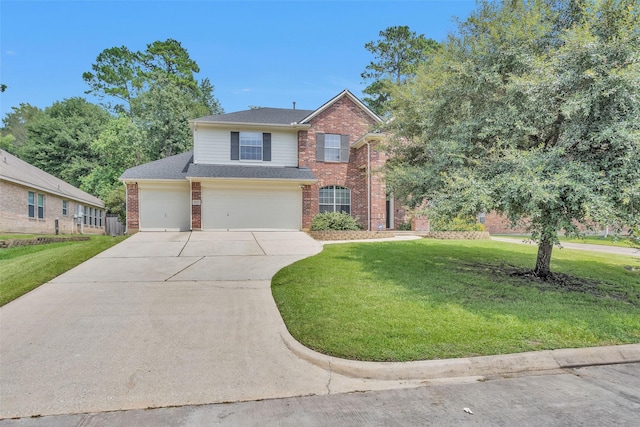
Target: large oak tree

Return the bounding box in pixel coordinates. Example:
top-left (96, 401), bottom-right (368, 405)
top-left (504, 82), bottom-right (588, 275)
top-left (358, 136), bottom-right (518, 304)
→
top-left (385, 0), bottom-right (640, 277)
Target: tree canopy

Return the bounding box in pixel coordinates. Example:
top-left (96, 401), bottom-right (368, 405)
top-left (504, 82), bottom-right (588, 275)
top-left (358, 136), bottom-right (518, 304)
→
top-left (83, 38), bottom-right (221, 116)
top-left (1, 38), bottom-right (223, 221)
top-left (362, 26), bottom-right (439, 116)
top-left (385, 0), bottom-right (640, 277)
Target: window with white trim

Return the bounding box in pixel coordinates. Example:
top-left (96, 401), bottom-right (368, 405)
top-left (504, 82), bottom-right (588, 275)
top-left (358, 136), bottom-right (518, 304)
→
top-left (62, 200), bottom-right (68, 216)
top-left (37, 194), bottom-right (45, 219)
top-left (319, 185), bottom-right (351, 214)
top-left (325, 134), bottom-right (342, 162)
top-left (28, 192), bottom-right (35, 218)
top-left (240, 132), bottom-right (263, 161)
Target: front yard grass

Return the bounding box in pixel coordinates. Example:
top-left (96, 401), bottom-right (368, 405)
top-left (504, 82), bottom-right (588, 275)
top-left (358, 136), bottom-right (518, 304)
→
top-left (272, 239), bottom-right (640, 362)
top-left (0, 235), bottom-right (126, 306)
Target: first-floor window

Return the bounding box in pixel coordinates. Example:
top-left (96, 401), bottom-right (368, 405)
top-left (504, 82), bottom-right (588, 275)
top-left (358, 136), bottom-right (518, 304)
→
top-left (37, 194), bottom-right (45, 219)
top-left (89, 207), bottom-right (93, 226)
top-left (99, 210), bottom-right (103, 227)
top-left (62, 200), bottom-right (68, 216)
top-left (319, 185), bottom-right (351, 214)
top-left (83, 206), bottom-right (87, 225)
top-left (28, 192), bottom-right (35, 218)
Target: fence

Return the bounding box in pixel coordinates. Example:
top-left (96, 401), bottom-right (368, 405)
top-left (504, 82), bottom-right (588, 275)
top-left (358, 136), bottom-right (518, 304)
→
top-left (105, 215), bottom-right (125, 236)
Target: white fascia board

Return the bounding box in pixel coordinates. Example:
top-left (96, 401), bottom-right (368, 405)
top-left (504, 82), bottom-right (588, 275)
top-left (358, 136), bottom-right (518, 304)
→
top-left (352, 132), bottom-right (387, 149)
top-left (301, 90), bottom-right (383, 125)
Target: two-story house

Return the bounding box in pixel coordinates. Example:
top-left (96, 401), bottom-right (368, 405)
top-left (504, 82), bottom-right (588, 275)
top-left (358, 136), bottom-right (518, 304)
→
top-left (120, 90), bottom-right (400, 232)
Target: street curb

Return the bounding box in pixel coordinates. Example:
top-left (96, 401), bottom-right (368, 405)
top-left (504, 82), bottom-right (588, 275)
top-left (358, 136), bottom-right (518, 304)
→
top-left (281, 329), bottom-right (640, 380)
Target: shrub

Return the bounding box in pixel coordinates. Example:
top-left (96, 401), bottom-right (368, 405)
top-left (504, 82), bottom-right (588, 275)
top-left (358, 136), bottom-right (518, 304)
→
top-left (430, 214), bottom-right (485, 232)
top-left (310, 211), bottom-right (362, 231)
top-left (396, 221), bottom-right (413, 231)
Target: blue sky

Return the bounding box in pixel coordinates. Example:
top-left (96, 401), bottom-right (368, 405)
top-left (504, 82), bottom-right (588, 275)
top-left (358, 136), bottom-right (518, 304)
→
top-left (1, 1), bottom-right (476, 119)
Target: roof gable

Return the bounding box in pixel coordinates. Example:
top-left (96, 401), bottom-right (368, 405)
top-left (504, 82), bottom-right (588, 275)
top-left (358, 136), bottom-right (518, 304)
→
top-left (0, 149), bottom-right (103, 207)
top-left (300, 89), bottom-right (382, 125)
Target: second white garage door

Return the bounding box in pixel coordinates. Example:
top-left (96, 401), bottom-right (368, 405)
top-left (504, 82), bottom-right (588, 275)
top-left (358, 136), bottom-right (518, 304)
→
top-left (202, 183), bottom-right (301, 230)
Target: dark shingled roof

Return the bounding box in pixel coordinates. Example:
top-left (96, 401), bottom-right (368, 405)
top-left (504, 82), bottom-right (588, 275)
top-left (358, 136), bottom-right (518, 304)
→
top-left (187, 164), bottom-right (316, 181)
top-left (120, 151), bottom-right (194, 180)
top-left (120, 150), bottom-right (316, 182)
top-left (1, 149), bottom-right (103, 207)
top-left (191, 108), bottom-right (314, 125)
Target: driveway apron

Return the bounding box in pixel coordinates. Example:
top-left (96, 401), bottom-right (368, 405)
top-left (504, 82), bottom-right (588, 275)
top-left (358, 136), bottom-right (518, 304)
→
top-left (0, 232), bottom-right (411, 419)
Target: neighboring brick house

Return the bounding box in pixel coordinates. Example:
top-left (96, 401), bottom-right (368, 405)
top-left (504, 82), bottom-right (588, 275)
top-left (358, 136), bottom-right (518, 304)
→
top-left (0, 149), bottom-right (105, 235)
top-left (120, 90), bottom-right (403, 232)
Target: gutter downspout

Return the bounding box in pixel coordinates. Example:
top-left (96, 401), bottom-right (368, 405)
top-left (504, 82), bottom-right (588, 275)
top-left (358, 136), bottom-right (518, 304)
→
top-left (189, 178), bottom-right (193, 231)
top-left (366, 141), bottom-right (371, 231)
top-left (123, 182), bottom-right (129, 235)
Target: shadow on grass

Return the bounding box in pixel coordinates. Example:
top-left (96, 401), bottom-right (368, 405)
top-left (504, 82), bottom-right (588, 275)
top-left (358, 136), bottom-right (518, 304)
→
top-left (333, 240), bottom-right (640, 314)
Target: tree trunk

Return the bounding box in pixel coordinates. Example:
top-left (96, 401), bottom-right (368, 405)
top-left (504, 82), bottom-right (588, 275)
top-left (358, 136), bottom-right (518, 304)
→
top-left (534, 236), bottom-right (553, 279)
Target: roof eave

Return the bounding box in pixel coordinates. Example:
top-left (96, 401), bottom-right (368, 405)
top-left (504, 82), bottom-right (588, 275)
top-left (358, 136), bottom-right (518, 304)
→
top-left (352, 132), bottom-right (387, 149)
top-left (186, 176), bottom-right (318, 185)
top-left (189, 120), bottom-right (311, 130)
top-left (1, 176), bottom-right (104, 207)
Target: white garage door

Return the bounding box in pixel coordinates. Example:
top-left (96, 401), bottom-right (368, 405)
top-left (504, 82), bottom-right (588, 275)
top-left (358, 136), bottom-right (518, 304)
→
top-left (139, 183), bottom-right (190, 231)
top-left (202, 183), bottom-right (301, 230)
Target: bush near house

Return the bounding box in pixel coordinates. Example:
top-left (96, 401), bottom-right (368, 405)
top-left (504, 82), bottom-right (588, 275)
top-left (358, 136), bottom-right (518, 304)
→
top-left (310, 211), bottom-right (362, 231)
top-left (430, 214), bottom-right (485, 232)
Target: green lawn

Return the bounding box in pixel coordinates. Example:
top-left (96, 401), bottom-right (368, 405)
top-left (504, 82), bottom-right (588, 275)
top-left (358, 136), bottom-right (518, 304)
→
top-left (272, 239), bottom-right (640, 362)
top-left (0, 235), bottom-right (126, 306)
top-left (494, 234), bottom-right (638, 248)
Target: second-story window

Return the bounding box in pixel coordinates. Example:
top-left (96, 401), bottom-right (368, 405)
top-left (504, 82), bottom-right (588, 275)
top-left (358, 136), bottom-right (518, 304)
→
top-left (231, 132), bottom-right (272, 162)
top-left (240, 132), bottom-right (263, 161)
top-left (323, 134), bottom-right (341, 162)
top-left (316, 133), bottom-right (350, 163)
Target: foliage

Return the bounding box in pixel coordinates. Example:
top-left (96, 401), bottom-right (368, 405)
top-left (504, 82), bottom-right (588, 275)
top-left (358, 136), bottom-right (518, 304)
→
top-left (0, 103), bottom-right (42, 154)
top-left (80, 114), bottom-right (146, 199)
top-left (396, 221), bottom-right (413, 231)
top-left (103, 186), bottom-right (126, 224)
top-left (430, 213), bottom-right (485, 232)
top-left (83, 38), bottom-right (222, 117)
top-left (272, 239), bottom-right (640, 361)
top-left (0, 235), bottom-right (126, 306)
top-left (310, 211), bottom-right (362, 231)
top-left (131, 72), bottom-right (199, 159)
top-left (362, 26), bottom-right (439, 116)
top-left (1, 38), bottom-right (223, 220)
top-left (385, 0), bottom-right (640, 277)
top-left (0, 134), bottom-right (15, 152)
top-left (19, 98), bottom-right (111, 188)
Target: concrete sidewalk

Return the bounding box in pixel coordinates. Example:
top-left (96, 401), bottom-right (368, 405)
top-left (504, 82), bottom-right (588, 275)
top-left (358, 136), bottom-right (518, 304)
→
top-left (491, 236), bottom-right (640, 257)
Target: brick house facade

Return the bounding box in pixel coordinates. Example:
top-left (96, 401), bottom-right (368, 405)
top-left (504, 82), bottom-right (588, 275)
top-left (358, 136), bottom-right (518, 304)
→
top-left (1, 149), bottom-right (105, 235)
top-left (121, 90), bottom-right (402, 232)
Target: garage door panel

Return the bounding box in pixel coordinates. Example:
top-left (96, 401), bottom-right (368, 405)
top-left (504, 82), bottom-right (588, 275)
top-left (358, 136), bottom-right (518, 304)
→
top-left (202, 185), bottom-right (301, 230)
top-left (139, 185), bottom-right (190, 231)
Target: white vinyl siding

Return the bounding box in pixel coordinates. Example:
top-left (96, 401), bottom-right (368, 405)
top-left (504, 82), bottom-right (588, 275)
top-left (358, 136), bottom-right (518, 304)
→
top-left (194, 127), bottom-right (298, 166)
top-left (138, 182), bottom-right (191, 231)
top-left (201, 182), bottom-right (301, 230)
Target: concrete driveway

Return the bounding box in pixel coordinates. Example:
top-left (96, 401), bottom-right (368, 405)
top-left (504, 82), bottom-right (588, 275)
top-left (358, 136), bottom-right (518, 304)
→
top-left (0, 232), bottom-right (416, 419)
